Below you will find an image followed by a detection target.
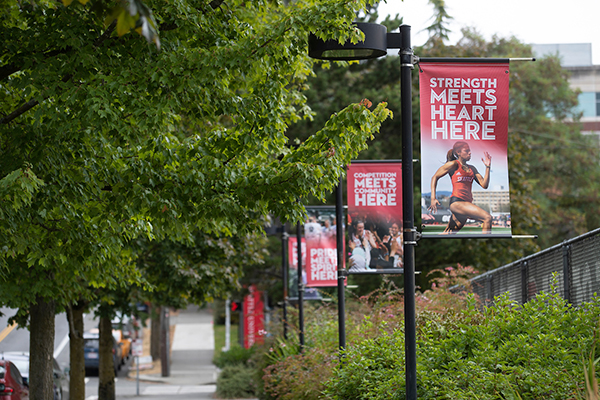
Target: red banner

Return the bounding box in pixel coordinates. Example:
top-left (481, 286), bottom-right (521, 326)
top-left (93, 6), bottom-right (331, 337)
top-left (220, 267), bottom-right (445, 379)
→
top-left (287, 235), bottom-right (306, 272)
top-left (347, 163), bottom-right (403, 270)
top-left (305, 235), bottom-right (337, 287)
top-left (289, 230), bottom-right (338, 289)
top-left (243, 285), bottom-right (264, 349)
top-left (419, 63), bottom-right (512, 236)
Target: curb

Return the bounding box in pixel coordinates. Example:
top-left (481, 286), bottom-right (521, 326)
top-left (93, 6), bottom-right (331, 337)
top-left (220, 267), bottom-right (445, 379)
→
top-left (126, 371), bottom-right (169, 384)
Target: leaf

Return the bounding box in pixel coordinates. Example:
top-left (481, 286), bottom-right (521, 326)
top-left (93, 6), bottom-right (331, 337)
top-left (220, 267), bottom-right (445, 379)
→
top-left (116, 8), bottom-right (137, 37)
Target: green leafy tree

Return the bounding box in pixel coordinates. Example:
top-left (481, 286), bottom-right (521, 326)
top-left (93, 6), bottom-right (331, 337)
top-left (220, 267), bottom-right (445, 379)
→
top-left (0, 0), bottom-right (391, 398)
top-left (286, 3), bottom-right (592, 291)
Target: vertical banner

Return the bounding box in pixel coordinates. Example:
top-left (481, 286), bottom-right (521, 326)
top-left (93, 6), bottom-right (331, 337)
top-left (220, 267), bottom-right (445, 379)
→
top-left (287, 236), bottom-right (323, 299)
top-left (243, 284), bottom-right (264, 349)
top-left (287, 235), bottom-right (304, 299)
top-left (347, 163), bottom-right (403, 270)
top-left (419, 63), bottom-right (512, 236)
top-left (304, 206), bottom-right (341, 287)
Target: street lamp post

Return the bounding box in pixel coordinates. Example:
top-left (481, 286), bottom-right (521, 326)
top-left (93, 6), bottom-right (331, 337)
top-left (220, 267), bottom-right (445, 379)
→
top-left (309, 23), bottom-right (418, 399)
top-left (282, 228), bottom-right (289, 340)
top-left (296, 221), bottom-right (305, 352)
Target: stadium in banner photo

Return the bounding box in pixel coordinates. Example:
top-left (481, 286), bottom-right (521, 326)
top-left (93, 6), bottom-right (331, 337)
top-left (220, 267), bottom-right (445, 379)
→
top-left (419, 62), bottom-right (513, 236)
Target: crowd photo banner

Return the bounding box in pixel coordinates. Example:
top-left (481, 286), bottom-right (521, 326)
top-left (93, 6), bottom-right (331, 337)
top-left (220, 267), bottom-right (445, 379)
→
top-left (303, 206), bottom-right (341, 288)
top-left (346, 162), bottom-right (403, 271)
top-left (419, 62), bottom-right (512, 236)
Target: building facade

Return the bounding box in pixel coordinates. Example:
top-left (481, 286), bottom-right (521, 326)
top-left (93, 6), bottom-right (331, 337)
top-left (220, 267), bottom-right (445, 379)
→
top-left (532, 43), bottom-right (600, 140)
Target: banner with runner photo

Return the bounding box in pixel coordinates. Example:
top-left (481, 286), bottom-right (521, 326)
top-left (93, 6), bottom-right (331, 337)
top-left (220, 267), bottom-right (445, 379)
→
top-left (346, 162), bottom-right (403, 271)
top-left (419, 62), bottom-right (512, 236)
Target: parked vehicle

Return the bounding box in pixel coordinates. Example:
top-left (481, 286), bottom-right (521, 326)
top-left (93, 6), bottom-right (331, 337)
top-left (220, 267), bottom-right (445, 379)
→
top-left (83, 330), bottom-right (121, 375)
top-left (111, 330), bottom-right (131, 364)
top-left (112, 313), bottom-right (136, 340)
top-left (111, 313), bottom-right (134, 363)
top-left (1, 352), bottom-right (68, 400)
top-left (0, 360), bottom-right (29, 400)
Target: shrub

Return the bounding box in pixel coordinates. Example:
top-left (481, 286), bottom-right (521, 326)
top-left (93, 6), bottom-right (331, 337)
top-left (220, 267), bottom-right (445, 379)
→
top-left (323, 286), bottom-right (599, 399)
top-left (214, 345), bottom-right (256, 369)
top-left (216, 364), bottom-right (259, 399)
top-left (262, 348), bottom-right (336, 400)
top-left (254, 303), bottom-right (340, 400)
top-left (258, 269), bottom-right (600, 399)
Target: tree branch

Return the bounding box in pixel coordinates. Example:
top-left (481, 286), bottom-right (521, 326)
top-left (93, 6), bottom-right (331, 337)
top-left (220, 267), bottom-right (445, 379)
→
top-left (1, 73), bottom-right (72, 124)
top-left (1, 22), bottom-right (116, 83)
top-left (35, 221), bottom-right (63, 233)
top-left (0, 48), bottom-right (73, 82)
top-left (0, 63), bottom-right (21, 82)
top-left (249, 26), bottom-right (292, 58)
top-left (1, 21), bottom-right (117, 123)
top-left (93, 21), bottom-right (116, 48)
top-left (0, 100), bottom-right (39, 125)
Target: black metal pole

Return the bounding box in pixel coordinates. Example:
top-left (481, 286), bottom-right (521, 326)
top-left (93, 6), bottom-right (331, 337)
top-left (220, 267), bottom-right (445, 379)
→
top-left (335, 177), bottom-right (346, 351)
top-left (296, 221), bottom-right (305, 351)
top-left (562, 243), bottom-right (571, 303)
top-left (282, 228), bottom-right (289, 340)
top-left (400, 24), bottom-right (418, 400)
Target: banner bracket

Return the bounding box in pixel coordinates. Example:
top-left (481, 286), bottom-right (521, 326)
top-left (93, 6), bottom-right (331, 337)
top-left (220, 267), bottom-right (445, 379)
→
top-left (418, 57), bottom-right (535, 64)
top-left (420, 234), bottom-right (538, 240)
top-left (404, 227), bottom-right (421, 246)
top-left (401, 49), bottom-right (416, 69)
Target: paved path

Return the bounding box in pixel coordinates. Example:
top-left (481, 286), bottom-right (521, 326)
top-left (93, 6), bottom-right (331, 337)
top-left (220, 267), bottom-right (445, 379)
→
top-left (118, 304), bottom-right (258, 400)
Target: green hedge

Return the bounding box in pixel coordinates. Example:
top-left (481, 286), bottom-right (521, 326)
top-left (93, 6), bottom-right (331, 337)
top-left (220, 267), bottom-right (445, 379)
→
top-left (216, 364), bottom-right (259, 399)
top-left (323, 290), bottom-right (599, 399)
top-left (214, 345), bottom-right (256, 368)
top-left (257, 268), bottom-right (600, 399)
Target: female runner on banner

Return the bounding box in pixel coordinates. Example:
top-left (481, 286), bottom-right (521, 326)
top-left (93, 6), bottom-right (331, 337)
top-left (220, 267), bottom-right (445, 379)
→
top-left (428, 141), bottom-right (493, 234)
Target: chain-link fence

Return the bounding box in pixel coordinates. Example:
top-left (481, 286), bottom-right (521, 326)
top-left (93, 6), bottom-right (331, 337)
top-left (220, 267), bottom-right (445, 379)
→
top-left (469, 228), bottom-right (600, 306)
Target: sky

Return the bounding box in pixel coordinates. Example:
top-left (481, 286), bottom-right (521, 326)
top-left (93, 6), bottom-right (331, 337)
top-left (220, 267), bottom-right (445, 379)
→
top-left (378, 0), bottom-right (600, 65)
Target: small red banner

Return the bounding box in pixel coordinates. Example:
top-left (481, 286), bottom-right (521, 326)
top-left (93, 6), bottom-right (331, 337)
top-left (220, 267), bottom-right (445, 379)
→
top-left (243, 284), bottom-right (264, 349)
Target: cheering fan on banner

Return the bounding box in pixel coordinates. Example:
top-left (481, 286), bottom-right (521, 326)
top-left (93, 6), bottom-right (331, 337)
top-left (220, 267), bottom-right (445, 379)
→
top-left (349, 220), bottom-right (373, 266)
top-left (428, 141), bottom-right (493, 234)
top-left (382, 222), bottom-right (404, 267)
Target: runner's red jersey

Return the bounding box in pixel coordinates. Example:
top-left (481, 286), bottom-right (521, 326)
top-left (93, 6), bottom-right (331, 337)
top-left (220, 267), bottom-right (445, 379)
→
top-left (451, 163), bottom-right (475, 202)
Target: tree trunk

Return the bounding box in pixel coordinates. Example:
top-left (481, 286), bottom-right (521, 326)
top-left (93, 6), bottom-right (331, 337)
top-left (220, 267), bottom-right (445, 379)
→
top-left (150, 305), bottom-right (161, 361)
top-left (98, 315), bottom-right (115, 400)
top-left (29, 297), bottom-right (55, 400)
top-left (67, 303), bottom-right (86, 400)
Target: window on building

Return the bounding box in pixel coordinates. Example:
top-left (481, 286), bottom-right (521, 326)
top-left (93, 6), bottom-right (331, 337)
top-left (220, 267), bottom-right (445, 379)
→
top-left (577, 92), bottom-right (598, 117)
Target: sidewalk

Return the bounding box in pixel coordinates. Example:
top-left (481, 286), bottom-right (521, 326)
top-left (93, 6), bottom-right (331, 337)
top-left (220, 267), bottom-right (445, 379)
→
top-left (121, 304), bottom-right (223, 399)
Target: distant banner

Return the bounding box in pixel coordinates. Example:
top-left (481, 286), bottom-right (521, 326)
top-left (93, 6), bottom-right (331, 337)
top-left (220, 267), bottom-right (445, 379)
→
top-left (287, 236), bottom-right (325, 298)
top-left (419, 62), bottom-right (512, 236)
top-left (347, 163), bottom-right (403, 270)
top-left (304, 206), bottom-right (341, 287)
top-left (243, 284), bottom-right (264, 349)
top-left (287, 236), bottom-right (305, 299)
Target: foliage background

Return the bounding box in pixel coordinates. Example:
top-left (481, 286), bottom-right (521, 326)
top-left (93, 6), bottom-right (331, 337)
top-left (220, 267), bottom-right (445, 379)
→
top-left (257, 268), bottom-right (599, 400)
top-left (282, 5), bottom-right (599, 296)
